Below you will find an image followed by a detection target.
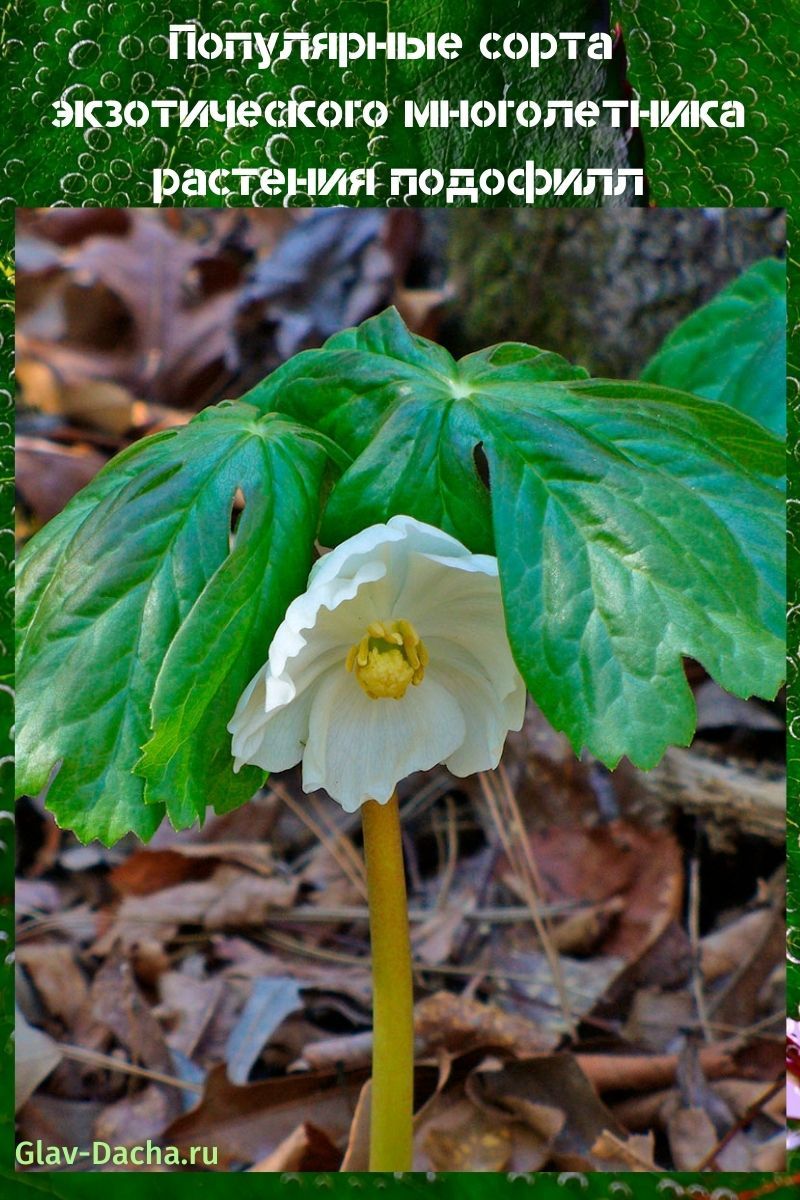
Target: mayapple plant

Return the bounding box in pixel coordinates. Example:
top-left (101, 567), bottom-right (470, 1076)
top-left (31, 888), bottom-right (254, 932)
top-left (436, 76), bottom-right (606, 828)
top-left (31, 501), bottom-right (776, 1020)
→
top-left (16, 258), bottom-right (786, 1172)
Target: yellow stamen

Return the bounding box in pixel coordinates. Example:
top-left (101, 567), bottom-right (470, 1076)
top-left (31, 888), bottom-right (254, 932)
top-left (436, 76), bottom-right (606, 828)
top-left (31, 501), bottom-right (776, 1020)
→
top-left (346, 618), bottom-right (428, 700)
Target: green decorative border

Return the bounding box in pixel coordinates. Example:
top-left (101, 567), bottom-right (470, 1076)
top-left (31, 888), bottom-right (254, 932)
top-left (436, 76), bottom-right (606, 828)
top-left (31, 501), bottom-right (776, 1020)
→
top-left (2, 0), bottom-right (797, 1192)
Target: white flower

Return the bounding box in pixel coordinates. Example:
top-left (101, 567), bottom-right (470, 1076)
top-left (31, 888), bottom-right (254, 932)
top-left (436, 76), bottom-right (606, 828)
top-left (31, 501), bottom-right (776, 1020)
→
top-left (228, 515), bottom-right (526, 812)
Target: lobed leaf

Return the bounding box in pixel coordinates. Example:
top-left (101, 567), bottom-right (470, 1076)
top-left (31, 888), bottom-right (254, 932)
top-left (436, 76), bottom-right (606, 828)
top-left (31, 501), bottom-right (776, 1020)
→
top-left (16, 405), bottom-right (330, 844)
top-left (253, 308), bottom-right (785, 770)
top-left (640, 258), bottom-right (787, 435)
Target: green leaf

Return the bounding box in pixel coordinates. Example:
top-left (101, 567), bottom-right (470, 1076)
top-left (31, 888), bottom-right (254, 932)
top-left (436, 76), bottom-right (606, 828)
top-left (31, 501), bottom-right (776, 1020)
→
top-left (244, 312), bottom-right (589, 555)
top-left (16, 432), bottom-right (180, 649)
top-left (135, 425), bottom-right (328, 825)
top-left (254, 308), bottom-right (784, 770)
top-left (640, 258), bottom-right (787, 435)
top-left (16, 404), bottom-right (329, 845)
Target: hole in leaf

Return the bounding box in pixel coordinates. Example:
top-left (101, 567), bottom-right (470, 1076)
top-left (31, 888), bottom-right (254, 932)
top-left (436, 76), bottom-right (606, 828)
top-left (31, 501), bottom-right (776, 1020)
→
top-left (230, 486), bottom-right (245, 550)
top-left (472, 441), bottom-right (490, 491)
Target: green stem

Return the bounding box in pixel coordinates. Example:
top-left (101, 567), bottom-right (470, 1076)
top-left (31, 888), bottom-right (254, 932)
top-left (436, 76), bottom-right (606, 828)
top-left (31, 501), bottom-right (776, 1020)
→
top-left (361, 793), bottom-right (414, 1171)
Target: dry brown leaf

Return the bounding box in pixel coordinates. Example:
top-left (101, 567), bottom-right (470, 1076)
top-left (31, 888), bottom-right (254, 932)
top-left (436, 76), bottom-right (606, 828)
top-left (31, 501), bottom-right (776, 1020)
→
top-left (408, 1062), bottom-right (564, 1174)
top-left (667, 1106), bottom-right (721, 1170)
top-left (212, 935), bottom-right (372, 1007)
top-left (415, 991), bottom-right (555, 1058)
top-left (515, 820), bottom-right (684, 964)
top-left (488, 946), bottom-right (625, 1033)
top-left (249, 1122), bottom-right (341, 1172)
top-left (96, 866), bottom-right (298, 954)
top-left (164, 1063), bottom-right (368, 1168)
top-left (420, 1095), bottom-right (516, 1171)
top-left (102, 880), bottom-right (202, 943)
top-left (623, 987), bottom-right (696, 1053)
top-left (93, 1083), bottom-right (177, 1147)
top-left (393, 284), bottom-right (451, 340)
top-left (109, 850), bottom-right (213, 896)
top-left (549, 898), bottom-right (625, 955)
top-left (129, 939), bottom-right (172, 990)
top-left (157, 973), bottom-right (226, 1059)
top-left (300, 842), bottom-right (366, 910)
top-left (700, 908), bottom-right (776, 983)
top-left (60, 210), bottom-right (240, 404)
top-left (295, 1030), bottom-right (373, 1073)
top-left (110, 843), bottom-right (276, 897)
top-left (19, 207), bottom-right (132, 247)
top-left (17, 358), bottom-right (135, 434)
top-left (412, 904), bottom-right (470, 966)
top-left (18, 208), bottom-right (426, 439)
top-left (609, 1087), bottom-right (675, 1131)
top-left (711, 907), bottom-right (785, 1029)
top-left (17, 942), bottom-right (89, 1029)
top-left (15, 879), bottom-right (62, 917)
top-left (89, 951), bottom-right (173, 1074)
top-left (204, 869), bottom-right (298, 929)
top-left (714, 1078), bottom-right (785, 1123)
top-left (16, 435), bottom-right (108, 524)
top-left (15, 1008), bottom-right (63, 1111)
top-left (467, 1054), bottom-right (623, 1170)
top-left (591, 1129), bottom-right (657, 1171)
top-left (17, 1093), bottom-right (106, 1154)
top-left (299, 990), bottom-right (556, 1074)
top-left (339, 1080), bottom-right (371, 1171)
top-left (752, 1132), bottom-right (788, 1171)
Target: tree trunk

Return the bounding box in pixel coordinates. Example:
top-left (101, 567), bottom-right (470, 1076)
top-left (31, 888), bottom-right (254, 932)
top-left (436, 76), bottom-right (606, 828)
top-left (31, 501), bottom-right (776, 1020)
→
top-left (442, 208), bottom-right (785, 377)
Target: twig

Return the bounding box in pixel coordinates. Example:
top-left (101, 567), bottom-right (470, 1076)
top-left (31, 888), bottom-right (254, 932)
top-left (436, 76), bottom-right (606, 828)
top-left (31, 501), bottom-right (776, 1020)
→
top-left (479, 768), bottom-right (576, 1037)
top-left (270, 782), bottom-right (367, 901)
top-left (694, 1074), bottom-right (785, 1171)
top-left (260, 927), bottom-right (582, 992)
top-left (433, 793), bottom-right (459, 911)
top-left (307, 790), bottom-right (366, 887)
top-left (688, 852), bottom-right (713, 1042)
top-left (705, 904), bottom-right (781, 1017)
top-left (59, 1043), bottom-right (202, 1095)
top-left (271, 901), bottom-right (581, 924)
top-left (290, 772), bottom-right (453, 872)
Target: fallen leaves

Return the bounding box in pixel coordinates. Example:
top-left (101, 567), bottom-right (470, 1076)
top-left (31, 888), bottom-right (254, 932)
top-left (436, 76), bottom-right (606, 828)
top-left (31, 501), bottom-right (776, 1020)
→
top-left (249, 1122), bottom-right (341, 1172)
top-left (16, 435), bottom-right (108, 526)
top-left (507, 821), bottom-right (684, 964)
top-left (16, 207), bottom-right (437, 535)
top-left (415, 991), bottom-right (553, 1059)
top-left (15, 1009), bottom-right (63, 1111)
top-left (95, 864), bottom-right (299, 953)
top-left (17, 761), bottom-right (785, 1171)
top-left (225, 978), bottom-right (303, 1086)
top-left (164, 1064), bottom-right (368, 1169)
top-left (16, 774), bottom-right (785, 1172)
top-left (16, 941), bottom-right (89, 1028)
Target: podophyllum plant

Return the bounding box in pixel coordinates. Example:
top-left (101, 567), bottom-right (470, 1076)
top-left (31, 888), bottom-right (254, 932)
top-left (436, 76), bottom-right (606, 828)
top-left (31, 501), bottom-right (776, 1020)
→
top-left (16, 258), bottom-right (786, 1172)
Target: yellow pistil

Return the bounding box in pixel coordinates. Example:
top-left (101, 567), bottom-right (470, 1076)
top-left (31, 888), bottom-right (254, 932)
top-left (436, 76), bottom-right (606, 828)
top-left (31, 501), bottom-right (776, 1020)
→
top-left (345, 619), bottom-right (429, 700)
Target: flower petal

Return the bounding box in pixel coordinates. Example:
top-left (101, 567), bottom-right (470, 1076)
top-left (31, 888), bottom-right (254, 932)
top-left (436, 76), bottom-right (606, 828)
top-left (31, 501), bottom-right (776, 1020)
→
top-left (263, 560), bottom-right (391, 713)
top-left (425, 644), bottom-right (527, 777)
top-left (228, 514), bottom-right (527, 803)
top-left (309, 514), bottom-right (472, 592)
top-left (229, 663), bottom-right (317, 774)
top-left (301, 669), bottom-right (466, 811)
top-left (394, 553), bottom-right (522, 700)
